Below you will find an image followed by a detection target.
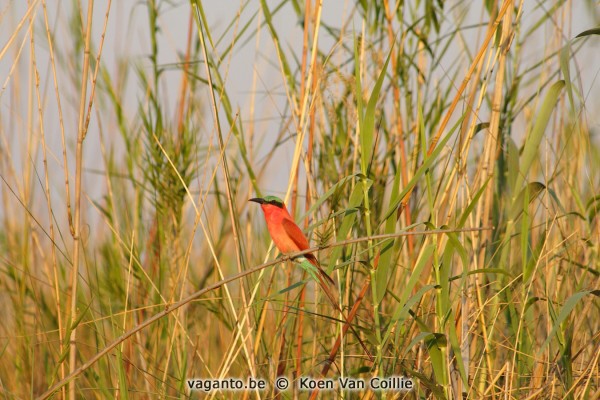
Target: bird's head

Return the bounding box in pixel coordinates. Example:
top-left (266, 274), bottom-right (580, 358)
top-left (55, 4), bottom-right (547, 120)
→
top-left (249, 196), bottom-right (287, 217)
top-left (249, 195), bottom-right (285, 208)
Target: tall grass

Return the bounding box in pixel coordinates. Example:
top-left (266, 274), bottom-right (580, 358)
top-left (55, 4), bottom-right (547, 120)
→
top-left (0, 1), bottom-right (599, 398)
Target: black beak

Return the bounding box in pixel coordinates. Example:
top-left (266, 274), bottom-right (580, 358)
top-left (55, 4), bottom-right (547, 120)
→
top-left (249, 198), bottom-right (265, 204)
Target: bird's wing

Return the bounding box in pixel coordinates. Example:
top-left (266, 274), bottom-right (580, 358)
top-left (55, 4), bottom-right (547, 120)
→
top-left (281, 218), bottom-right (311, 250)
top-left (282, 219), bottom-right (335, 286)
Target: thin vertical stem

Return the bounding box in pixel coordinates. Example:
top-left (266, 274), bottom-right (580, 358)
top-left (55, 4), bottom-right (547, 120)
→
top-left (68, 1), bottom-right (94, 399)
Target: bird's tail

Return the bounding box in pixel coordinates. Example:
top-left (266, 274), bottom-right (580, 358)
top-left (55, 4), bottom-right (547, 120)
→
top-left (297, 255), bottom-right (373, 362)
top-left (305, 254), bottom-right (335, 286)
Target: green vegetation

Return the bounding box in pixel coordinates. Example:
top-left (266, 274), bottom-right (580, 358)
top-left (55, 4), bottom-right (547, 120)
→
top-left (0, 1), bottom-right (599, 398)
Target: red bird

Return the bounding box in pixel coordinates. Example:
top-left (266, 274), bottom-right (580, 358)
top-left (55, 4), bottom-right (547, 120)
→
top-left (250, 195), bottom-right (373, 361)
top-left (249, 195), bottom-right (333, 286)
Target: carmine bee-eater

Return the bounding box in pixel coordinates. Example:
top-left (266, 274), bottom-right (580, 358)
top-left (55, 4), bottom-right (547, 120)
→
top-left (249, 196), bottom-right (333, 285)
top-left (249, 195), bottom-right (372, 361)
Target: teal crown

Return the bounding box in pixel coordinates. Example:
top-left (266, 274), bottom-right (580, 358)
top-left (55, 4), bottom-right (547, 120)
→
top-left (249, 196), bottom-right (285, 207)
